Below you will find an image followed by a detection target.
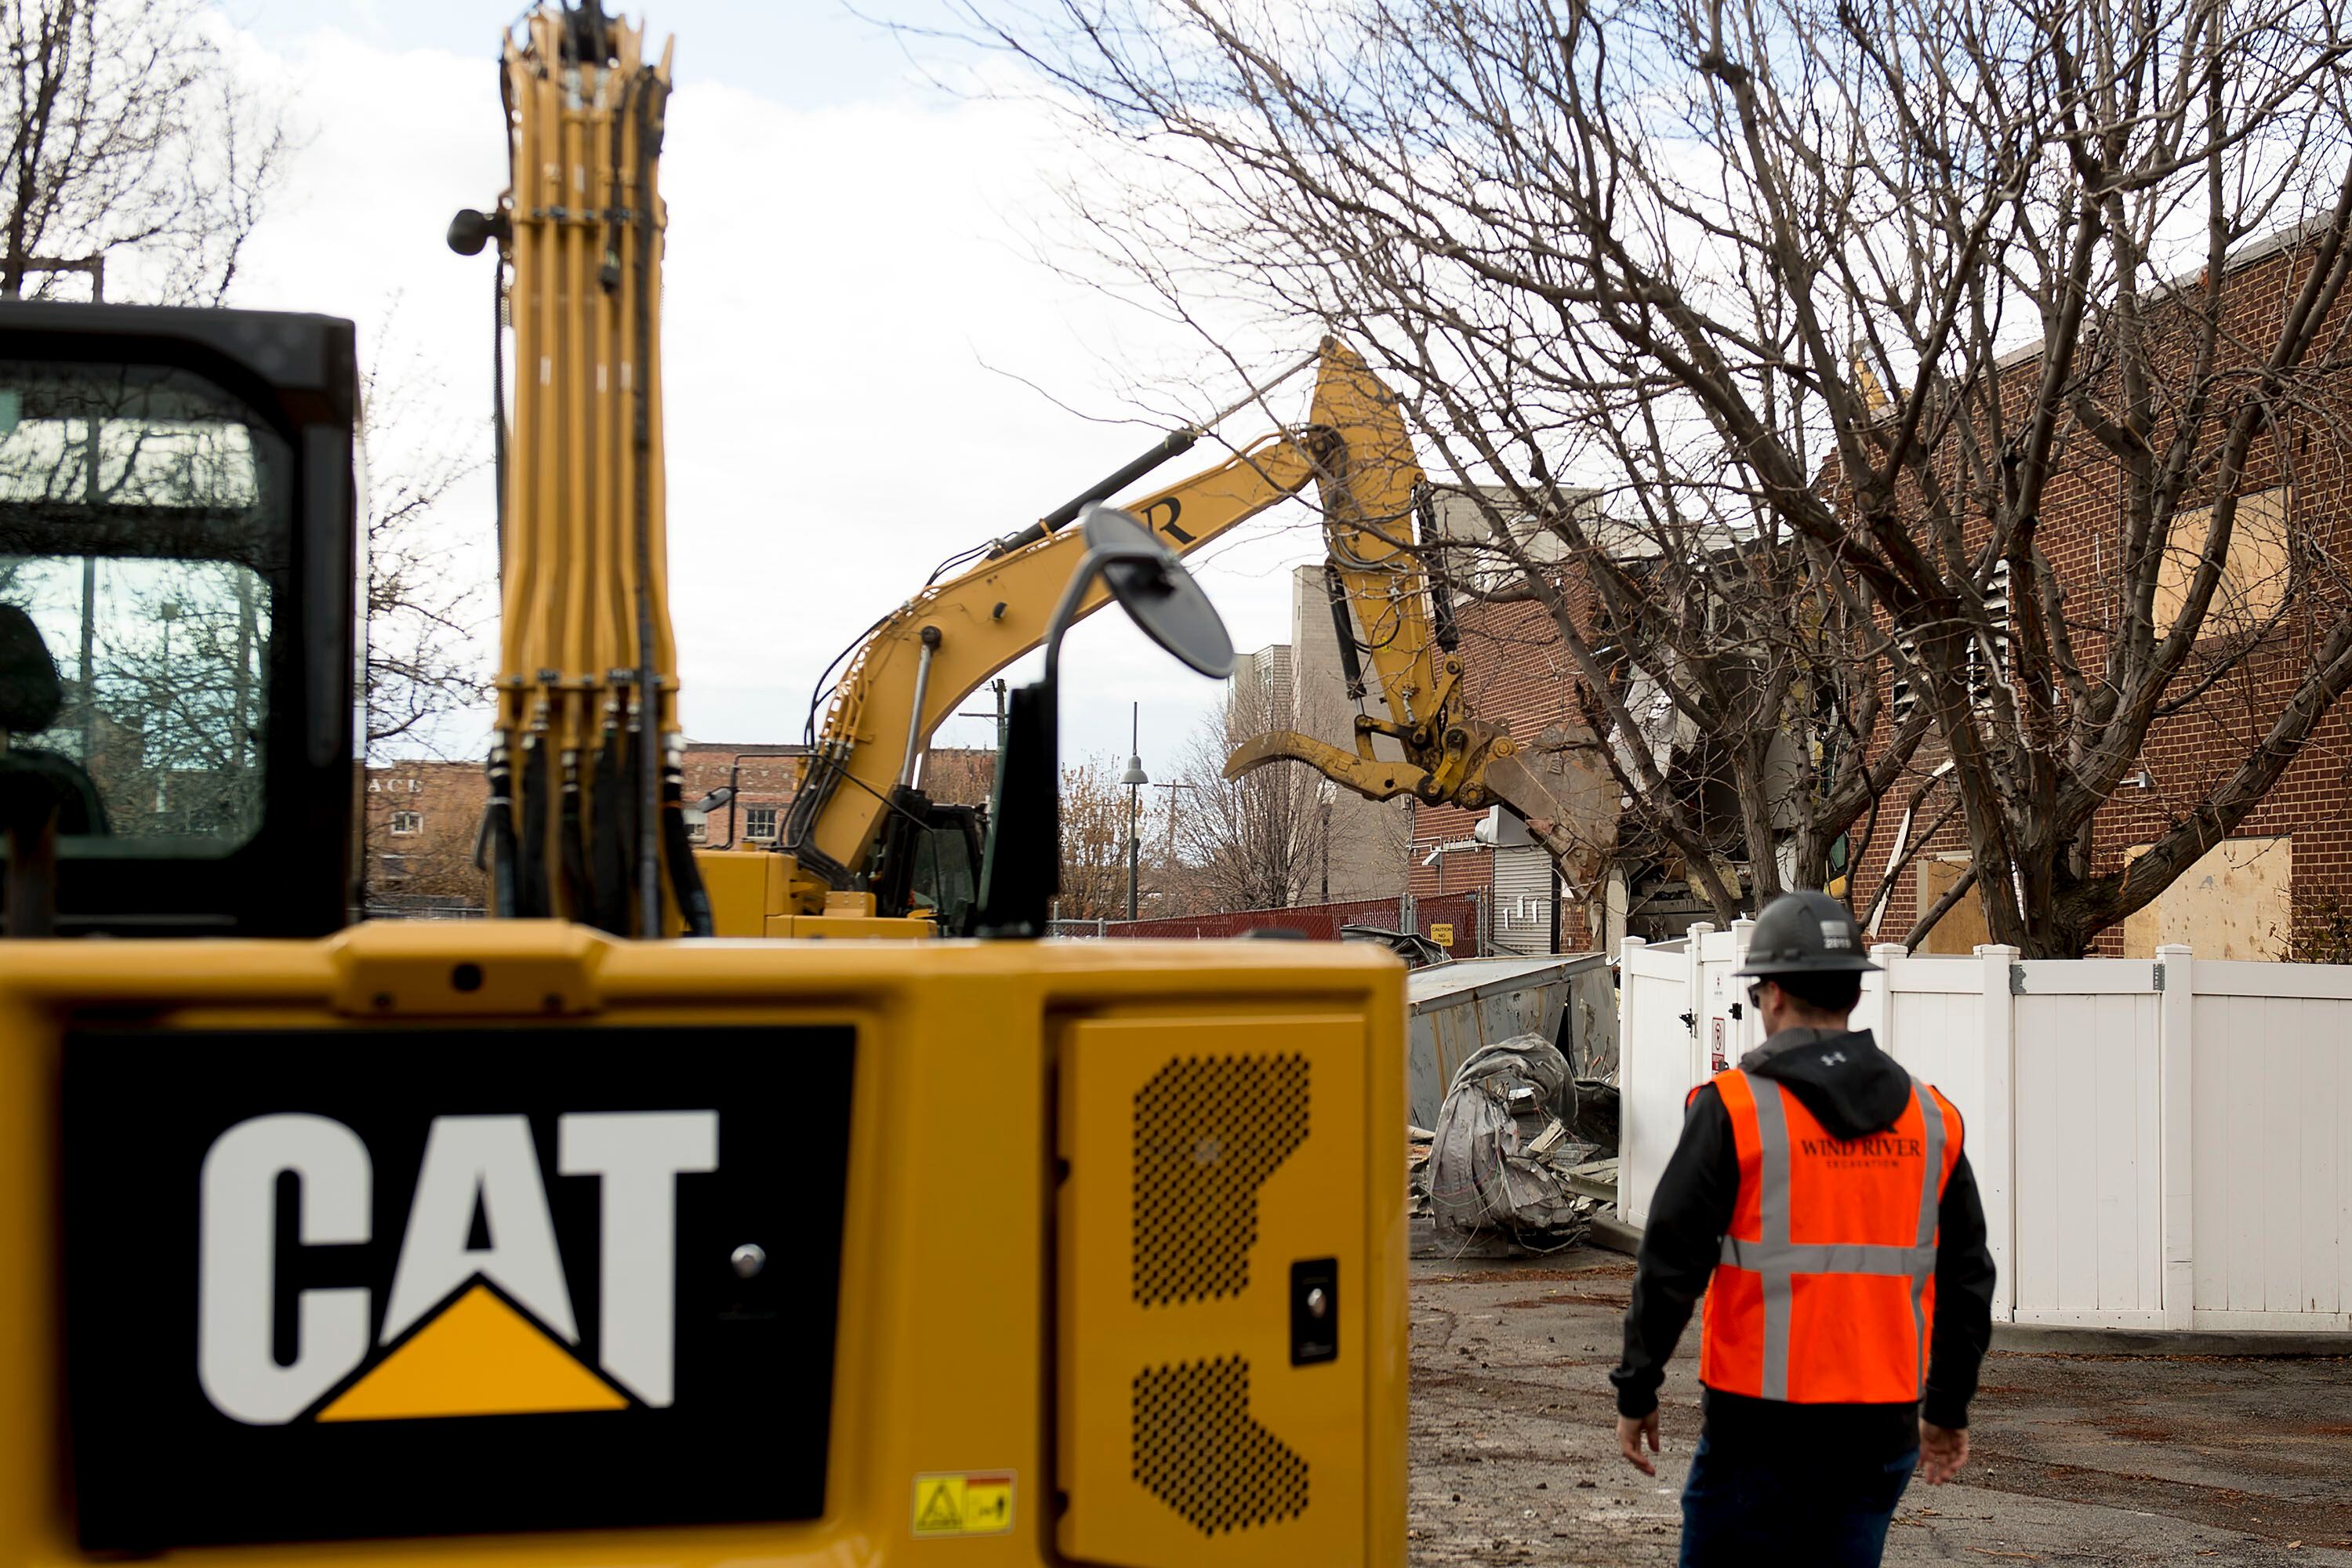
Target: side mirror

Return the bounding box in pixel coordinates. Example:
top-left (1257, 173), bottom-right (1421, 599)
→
top-left (974, 505), bottom-right (1235, 937)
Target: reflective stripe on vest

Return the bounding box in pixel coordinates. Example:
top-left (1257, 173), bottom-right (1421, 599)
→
top-left (1711, 1073), bottom-right (1947, 1402)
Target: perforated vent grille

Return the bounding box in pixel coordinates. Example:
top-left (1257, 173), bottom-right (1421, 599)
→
top-left (1131, 1357), bottom-right (1308, 1534)
top-left (1132, 1053), bottom-right (1308, 1305)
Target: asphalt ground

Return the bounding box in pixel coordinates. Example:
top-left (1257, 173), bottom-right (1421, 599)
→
top-left (1407, 1251), bottom-right (2352, 1566)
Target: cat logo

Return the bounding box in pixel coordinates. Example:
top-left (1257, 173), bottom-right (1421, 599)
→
top-left (198, 1110), bottom-right (716, 1427)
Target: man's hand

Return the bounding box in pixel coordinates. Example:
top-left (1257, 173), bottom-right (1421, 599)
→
top-left (1617, 1410), bottom-right (1660, 1475)
top-left (1918, 1420), bottom-right (1969, 1485)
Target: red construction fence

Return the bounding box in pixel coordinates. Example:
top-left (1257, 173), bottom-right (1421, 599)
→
top-left (1078, 891), bottom-right (1490, 956)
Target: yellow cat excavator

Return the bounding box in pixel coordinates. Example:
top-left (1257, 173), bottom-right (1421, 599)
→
top-left (0, 7), bottom-right (1406, 1568)
top-left (716, 338), bottom-right (1619, 938)
top-left (717, 339), bottom-right (1398, 937)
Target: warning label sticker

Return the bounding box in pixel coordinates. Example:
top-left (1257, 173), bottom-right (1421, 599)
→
top-left (911, 1472), bottom-right (1015, 1538)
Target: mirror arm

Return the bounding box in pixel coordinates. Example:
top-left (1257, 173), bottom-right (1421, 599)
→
top-left (1040, 543), bottom-right (1163, 688)
top-left (977, 506), bottom-right (1232, 941)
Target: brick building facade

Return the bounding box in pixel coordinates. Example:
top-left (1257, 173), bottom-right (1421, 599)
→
top-left (680, 745), bottom-right (807, 850)
top-left (1842, 228), bottom-right (2352, 959)
top-left (361, 761), bottom-right (492, 917)
top-left (1422, 226), bottom-right (2352, 960)
top-left (1404, 592), bottom-right (1608, 952)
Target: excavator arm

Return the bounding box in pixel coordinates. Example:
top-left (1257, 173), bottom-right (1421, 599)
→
top-left (773, 354), bottom-right (1366, 917)
top-left (1222, 344), bottom-right (1620, 890)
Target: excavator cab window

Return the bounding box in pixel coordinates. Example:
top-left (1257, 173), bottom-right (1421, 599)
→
top-left (0, 305), bottom-right (358, 936)
top-left (870, 790), bottom-right (983, 934)
top-left (907, 810), bottom-right (980, 934)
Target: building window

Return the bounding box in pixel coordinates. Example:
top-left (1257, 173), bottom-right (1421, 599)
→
top-left (687, 818), bottom-right (708, 844)
top-left (2155, 485), bottom-right (2291, 640)
top-left (1966, 557), bottom-right (2012, 713)
top-left (1890, 557), bottom-right (2011, 724)
top-left (379, 854), bottom-right (409, 880)
top-left (390, 810), bottom-right (423, 836)
top-left (1890, 631), bottom-right (1919, 726)
top-left (742, 805), bottom-right (779, 841)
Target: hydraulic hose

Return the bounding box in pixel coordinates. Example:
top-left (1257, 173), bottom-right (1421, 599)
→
top-left (659, 738), bottom-right (713, 937)
top-left (589, 705), bottom-right (630, 934)
top-left (518, 733), bottom-right (551, 916)
top-left (483, 745), bottom-right (520, 919)
top-left (558, 745), bottom-right (590, 919)
top-left (988, 428), bottom-right (1199, 557)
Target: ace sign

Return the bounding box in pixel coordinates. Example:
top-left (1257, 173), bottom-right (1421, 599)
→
top-left (62, 1025), bottom-right (855, 1549)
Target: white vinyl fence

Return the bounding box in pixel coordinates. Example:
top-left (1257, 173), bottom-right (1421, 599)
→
top-left (1618, 926), bottom-right (2352, 1331)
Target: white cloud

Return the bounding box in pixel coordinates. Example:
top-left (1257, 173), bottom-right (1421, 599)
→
top-left (221, 17), bottom-right (1330, 772)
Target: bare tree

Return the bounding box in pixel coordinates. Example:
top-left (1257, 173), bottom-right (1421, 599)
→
top-left (1058, 753), bottom-right (1147, 920)
top-left (1169, 673), bottom-right (1328, 912)
top-left (956, 0), bottom-right (2352, 956)
top-left (1425, 483), bottom-right (1927, 923)
top-left (3, 0), bottom-right (291, 303)
top-left (361, 318), bottom-right (493, 760)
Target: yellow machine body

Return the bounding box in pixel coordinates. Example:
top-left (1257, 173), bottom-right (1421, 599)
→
top-left (0, 924), bottom-right (1406, 1566)
top-left (694, 848), bottom-right (937, 938)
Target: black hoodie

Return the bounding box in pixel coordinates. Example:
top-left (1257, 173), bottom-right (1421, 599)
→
top-left (1610, 1025), bottom-right (1996, 1458)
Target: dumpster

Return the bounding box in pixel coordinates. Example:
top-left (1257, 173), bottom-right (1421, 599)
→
top-left (1404, 953), bottom-right (1614, 1129)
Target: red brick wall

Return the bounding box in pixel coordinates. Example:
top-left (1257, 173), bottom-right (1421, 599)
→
top-left (1417, 235), bottom-right (2352, 955)
top-left (363, 761), bottom-right (489, 914)
top-left (681, 746), bottom-right (804, 848)
top-left (1101, 890), bottom-right (1491, 954)
top-left (363, 741), bottom-right (992, 902)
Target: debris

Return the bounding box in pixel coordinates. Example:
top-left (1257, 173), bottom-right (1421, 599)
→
top-left (1421, 1033), bottom-right (1599, 1249)
top-left (1566, 1077), bottom-right (1619, 1150)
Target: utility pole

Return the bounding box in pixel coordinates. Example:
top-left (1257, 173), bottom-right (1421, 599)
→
top-left (1151, 777), bottom-right (1196, 911)
top-left (1119, 702), bottom-right (1148, 923)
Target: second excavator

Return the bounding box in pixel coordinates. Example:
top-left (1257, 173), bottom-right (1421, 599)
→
top-left (718, 339), bottom-right (1617, 938)
top-left (706, 339), bottom-right (1355, 936)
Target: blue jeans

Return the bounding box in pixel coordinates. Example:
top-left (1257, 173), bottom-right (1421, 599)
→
top-left (1679, 1434), bottom-right (1918, 1566)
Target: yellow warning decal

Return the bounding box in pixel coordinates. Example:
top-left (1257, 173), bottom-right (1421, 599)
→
top-left (910, 1472), bottom-right (1015, 1538)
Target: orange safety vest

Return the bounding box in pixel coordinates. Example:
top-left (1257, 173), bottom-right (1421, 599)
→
top-left (1697, 1065), bottom-right (1963, 1405)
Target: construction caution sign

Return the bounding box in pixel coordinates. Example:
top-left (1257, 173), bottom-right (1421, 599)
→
top-left (912, 1472), bottom-right (1017, 1537)
top-left (61, 1025), bottom-right (857, 1549)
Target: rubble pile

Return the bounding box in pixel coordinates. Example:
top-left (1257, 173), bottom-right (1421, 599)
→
top-left (1412, 1033), bottom-right (1606, 1252)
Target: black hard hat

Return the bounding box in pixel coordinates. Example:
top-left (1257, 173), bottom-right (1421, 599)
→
top-left (1733, 891), bottom-right (1880, 977)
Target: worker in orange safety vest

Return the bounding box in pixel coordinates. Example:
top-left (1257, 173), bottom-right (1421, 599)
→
top-left (1610, 891), bottom-right (1996, 1566)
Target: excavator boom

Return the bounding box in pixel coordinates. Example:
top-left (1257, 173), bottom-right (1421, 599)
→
top-left (476, 9), bottom-right (706, 935)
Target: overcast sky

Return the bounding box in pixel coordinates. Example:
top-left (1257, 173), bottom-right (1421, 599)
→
top-left (216, 0), bottom-right (1331, 774)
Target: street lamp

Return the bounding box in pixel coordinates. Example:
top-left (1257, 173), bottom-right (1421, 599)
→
top-left (1319, 778), bottom-right (1337, 904)
top-left (1120, 702), bottom-right (1148, 921)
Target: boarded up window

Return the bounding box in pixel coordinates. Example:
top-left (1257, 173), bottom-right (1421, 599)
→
top-left (2154, 486), bottom-right (2291, 638)
top-left (2119, 835), bottom-right (2291, 960)
top-left (1915, 855), bottom-right (1991, 954)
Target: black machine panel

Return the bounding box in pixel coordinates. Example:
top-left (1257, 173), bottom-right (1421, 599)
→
top-left (61, 1024), bottom-right (855, 1548)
